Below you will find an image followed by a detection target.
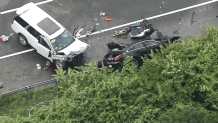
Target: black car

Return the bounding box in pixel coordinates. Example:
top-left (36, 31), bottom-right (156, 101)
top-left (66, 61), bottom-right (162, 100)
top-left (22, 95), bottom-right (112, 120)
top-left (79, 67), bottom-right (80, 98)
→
top-left (103, 36), bottom-right (181, 68)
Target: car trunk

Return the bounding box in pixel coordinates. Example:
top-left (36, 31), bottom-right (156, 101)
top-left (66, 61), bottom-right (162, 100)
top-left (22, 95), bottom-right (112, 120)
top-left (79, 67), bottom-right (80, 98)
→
top-left (104, 52), bottom-right (121, 62)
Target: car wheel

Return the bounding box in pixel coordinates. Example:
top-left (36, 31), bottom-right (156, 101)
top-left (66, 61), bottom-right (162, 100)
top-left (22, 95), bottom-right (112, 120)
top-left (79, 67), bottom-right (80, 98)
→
top-left (18, 34), bottom-right (29, 46)
top-left (55, 60), bottom-right (67, 69)
top-left (133, 58), bottom-right (139, 68)
top-left (98, 61), bottom-right (103, 68)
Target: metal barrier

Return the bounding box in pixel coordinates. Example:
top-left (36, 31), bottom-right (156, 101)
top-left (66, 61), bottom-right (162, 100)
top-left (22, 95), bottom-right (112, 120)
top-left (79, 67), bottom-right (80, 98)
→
top-left (0, 79), bottom-right (58, 101)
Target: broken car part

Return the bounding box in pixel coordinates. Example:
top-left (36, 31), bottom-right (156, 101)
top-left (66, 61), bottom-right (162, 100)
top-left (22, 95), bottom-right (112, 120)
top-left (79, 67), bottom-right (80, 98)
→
top-left (86, 26), bottom-right (95, 37)
top-left (1, 33), bottom-right (14, 42)
top-left (130, 19), bottom-right (155, 39)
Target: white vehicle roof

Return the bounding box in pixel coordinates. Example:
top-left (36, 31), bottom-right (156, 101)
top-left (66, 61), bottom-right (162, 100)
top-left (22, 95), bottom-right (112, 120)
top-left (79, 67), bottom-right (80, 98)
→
top-left (16, 2), bottom-right (65, 39)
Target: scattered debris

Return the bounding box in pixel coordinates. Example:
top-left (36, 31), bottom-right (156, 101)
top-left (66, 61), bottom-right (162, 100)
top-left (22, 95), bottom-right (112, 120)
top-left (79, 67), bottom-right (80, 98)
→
top-left (105, 17), bottom-right (112, 21)
top-left (36, 64), bottom-right (41, 70)
top-left (0, 82), bottom-right (3, 88)
top-left (135, 22), bottom-right (140, 26)
top-left (173, 29), bottom-right (179, 34)
top-left (113, 27), bottom-right (131, 37)
top-left (86, 26), bottom-right (95, 37)
top-left (157, 31), bottom-right (163, 38)
top-left (96, 23), bottom-right (99, 25)
top-left (191, 11), bottom-right (196, 25)
top-left (44, 61), bottom-right (55, 72)
top-left (1, 33), bottom-right (14, 42)
top-left (100, 11), bottom-right (107, 16)
top-left (63, 11), bottom-right (69, 14)
top-left (94, 18), bottom-right (98, 21)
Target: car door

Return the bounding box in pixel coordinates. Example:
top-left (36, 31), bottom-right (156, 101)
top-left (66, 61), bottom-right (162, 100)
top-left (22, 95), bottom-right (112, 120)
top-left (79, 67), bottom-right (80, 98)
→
top-left (26, 26), bottom-right (40, 48)
top-left (126, 42), bottom-right (148, 57)
top-left (37, 37), bottom-right (51, 60)
top-left (142, 40), bottom-right (160, 53)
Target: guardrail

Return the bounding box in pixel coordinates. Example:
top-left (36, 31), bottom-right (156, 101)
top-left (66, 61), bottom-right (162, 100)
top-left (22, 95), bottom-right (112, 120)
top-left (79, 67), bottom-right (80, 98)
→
top-left (0, 79), bottom-right (58, 101)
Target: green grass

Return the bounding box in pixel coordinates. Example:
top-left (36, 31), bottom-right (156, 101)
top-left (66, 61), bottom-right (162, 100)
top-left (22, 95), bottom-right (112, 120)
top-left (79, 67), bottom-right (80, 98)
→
top-left (0, 85), bottom-right (58, 118)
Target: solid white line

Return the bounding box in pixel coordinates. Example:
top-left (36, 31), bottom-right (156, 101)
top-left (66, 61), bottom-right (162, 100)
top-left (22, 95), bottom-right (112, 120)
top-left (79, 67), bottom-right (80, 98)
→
top-left (0, 0), bottom-right (53, 14)
top-left (78, 0), bottom-right (218, 38)
top-left (0, 49), bottom-right (35, 60)
top-left (35, 0), bottom-right (53, 5)
top-left (0, 0), bottom-right (217, 60)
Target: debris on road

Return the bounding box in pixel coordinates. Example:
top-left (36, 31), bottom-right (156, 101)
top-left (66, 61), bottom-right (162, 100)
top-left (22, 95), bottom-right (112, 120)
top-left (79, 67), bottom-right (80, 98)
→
top-left (94, 18), bottom-right (98, 21)
top-left (96, 23), bottom-right (99, 25)
top-left (173, 29), bottom-right (179, 34)
top-left (105, 17), bottom-right (112, 21)
top-left (100, 11), bottom-right (107, 16)
top-left (1, 33), bottom-right (14, 42)
top-left (36, 64), bottom-right (41, 70)
top-left (191, 11), bottom-right (196, 25)
top-left (86, 26), bottom-right (95, 37)
top-left (44, 61), bottom-right (55, 72)
top-left (113, 27), bottom-right (131, 37)
top-left (0, 82), bottom-right (3, 88)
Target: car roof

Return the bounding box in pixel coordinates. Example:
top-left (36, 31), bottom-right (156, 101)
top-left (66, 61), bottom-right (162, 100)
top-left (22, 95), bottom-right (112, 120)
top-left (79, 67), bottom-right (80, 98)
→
top-left (123, 40), bottom-right (159, 52)
top-left (17, 2), bottom-right (65, 39)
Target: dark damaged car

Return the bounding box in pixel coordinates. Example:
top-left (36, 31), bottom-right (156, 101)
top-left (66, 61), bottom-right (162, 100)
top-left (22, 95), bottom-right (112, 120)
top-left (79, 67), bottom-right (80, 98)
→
top-left (102, 36), bottom-right (181, 69)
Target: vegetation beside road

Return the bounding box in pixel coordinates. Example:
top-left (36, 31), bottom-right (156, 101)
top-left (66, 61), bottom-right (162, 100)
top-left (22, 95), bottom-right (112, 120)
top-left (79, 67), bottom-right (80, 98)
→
top-left (1, 26), bottom-right (218, 122)
top-left (0, 86), bottom-right (58, 118)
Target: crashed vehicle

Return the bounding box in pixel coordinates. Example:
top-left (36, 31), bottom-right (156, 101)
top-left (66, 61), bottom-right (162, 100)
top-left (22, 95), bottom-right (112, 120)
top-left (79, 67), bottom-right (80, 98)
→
top-left (11, 2), bottom-right (89, 69)
top-left (130, 19), bottom-right (155, 39)
top-left (103, 36), bottom-right (181, 69)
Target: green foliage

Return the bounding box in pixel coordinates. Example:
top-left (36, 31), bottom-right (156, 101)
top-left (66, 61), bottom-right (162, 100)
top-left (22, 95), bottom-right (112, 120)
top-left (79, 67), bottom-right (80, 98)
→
top-left (2, 26), bottom-right (218, 122)
top-left (0, 86), bottom-right (58, 118)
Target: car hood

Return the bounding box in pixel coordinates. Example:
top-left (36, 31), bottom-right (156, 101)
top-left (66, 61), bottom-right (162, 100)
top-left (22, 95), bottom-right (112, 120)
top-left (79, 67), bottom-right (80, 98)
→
top-left (58, 39), bottom-right (88, 55)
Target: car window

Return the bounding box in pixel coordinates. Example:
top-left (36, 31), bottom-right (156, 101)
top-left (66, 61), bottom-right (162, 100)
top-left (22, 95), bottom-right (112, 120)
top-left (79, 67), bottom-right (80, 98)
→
top-left (51, 30), bottom-right (75, 51)
top-left (134, 42), bottom-right (145, 49)
top-left (40, 38), bottom-right (50, 50)
top-left (142, 41), bottom-right (158, 47)
top-left (27, 26), bottom-right (41, 40)
top-left (14, 16), bottom-right (29, 27)
top-left (37, 17), bottom-right (60, 35)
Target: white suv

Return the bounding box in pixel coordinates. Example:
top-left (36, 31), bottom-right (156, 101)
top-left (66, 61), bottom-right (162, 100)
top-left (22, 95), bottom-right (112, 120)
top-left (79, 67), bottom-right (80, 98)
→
top-left (11, 2), bottom-right (89, 69)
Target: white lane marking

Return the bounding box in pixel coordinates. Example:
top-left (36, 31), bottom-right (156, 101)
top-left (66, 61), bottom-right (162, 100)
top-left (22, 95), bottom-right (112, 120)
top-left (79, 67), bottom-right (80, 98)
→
top-left (78, 0), bottom-right (218, 38)
top-left (35, 0), bottom-right (53, 5)
top-left (0, 0), bottom-right (53, 14)
top-left (0, 49), bottom-right (35, 60)
top-left (0, 0), bottom-right (218, 60)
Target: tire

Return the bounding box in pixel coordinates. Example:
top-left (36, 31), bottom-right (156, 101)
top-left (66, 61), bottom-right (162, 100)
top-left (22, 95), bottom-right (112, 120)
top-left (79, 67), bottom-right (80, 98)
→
top-left (98, 61), bottom-right (103, 68)
top-left (55, 60), bottom-right (67, 69)
top-left (18, 34), bottom-right (29, 47)
top-left (133, 58), bottom-right (139, 68)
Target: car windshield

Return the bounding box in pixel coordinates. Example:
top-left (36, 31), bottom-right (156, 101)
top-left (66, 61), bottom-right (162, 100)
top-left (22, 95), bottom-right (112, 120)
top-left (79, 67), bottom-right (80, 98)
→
top-left (51, 30), bottom-right (75, 51)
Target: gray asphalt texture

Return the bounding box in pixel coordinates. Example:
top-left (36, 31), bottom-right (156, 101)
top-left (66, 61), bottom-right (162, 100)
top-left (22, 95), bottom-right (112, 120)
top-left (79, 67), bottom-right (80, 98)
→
top-left (0, 0), bottom-right (217, 92)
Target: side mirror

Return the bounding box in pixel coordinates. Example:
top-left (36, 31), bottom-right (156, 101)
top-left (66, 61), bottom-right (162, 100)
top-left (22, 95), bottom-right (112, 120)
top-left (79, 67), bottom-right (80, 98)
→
top-left (48, 51), bottom-right (51, 57)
